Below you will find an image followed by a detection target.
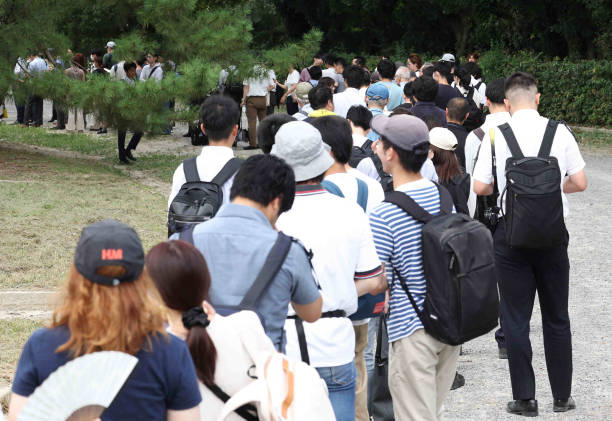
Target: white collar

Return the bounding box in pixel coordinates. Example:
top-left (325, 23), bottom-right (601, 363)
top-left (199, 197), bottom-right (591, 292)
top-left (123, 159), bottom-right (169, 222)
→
top-left (199, 145), bottom-right (235, 158)
top-left (511, 109), bottom-right (540, 120)
top-left (352, 133), bottom-right (368, 147)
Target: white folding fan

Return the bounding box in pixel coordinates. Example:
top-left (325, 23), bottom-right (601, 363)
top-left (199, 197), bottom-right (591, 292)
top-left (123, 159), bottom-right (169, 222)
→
top-left (17, 351), bottom-right (138, 421)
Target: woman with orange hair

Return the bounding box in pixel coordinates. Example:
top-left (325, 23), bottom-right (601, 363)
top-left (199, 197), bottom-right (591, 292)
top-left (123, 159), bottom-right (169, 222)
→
top-left (8, 220), bottom-right (201, 421)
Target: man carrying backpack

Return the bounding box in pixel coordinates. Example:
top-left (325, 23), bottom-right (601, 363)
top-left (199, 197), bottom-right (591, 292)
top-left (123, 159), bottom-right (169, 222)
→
top-left (473, 72), bottom-right (587, 417)
top-left (368, 114), bottom-right (462, 420)
top-left (167, 95), bottom-right (242, 234)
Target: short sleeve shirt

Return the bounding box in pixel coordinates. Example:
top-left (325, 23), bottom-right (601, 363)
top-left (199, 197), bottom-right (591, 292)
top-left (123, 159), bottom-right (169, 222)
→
top-left (472, 109), bottom-right (585, 217)
top-left (12, 326), bottom-right (201, 420)
top-left (190, 204), bottom-right (320, 352)
top-left (276, 185), bottom-right (383, 367)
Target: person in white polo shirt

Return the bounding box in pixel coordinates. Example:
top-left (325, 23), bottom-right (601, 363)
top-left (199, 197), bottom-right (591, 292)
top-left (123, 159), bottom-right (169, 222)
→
top-left (473, 72), bottom-right (586, 417)
top-left (241, 65), bottom-right (275, 150)
top-left (272, 121), bottom-right (386, 421)
top-left (333, 65), bottom-right (367, 118)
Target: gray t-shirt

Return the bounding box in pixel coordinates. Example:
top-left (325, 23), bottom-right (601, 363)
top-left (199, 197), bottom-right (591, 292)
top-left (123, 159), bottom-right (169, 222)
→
top-left (187, 203), bottom-right (320, 352)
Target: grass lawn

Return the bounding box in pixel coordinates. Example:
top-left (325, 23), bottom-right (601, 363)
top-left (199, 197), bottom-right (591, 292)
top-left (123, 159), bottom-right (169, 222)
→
top-left (0, 319), bottom-right (43, 391)
top-left (0, 148), bottom-right (169, 289)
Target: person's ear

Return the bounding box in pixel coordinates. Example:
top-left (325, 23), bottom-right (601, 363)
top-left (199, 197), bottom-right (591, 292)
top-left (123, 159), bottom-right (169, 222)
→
top-left (445, 108), bottom-right (450, 119)
top-left (463, 112), bottom-right (469, 123)
top-left (504, 98), bottom-right (511, 113)
top-left (200, 123), bottom-right (206, 135)
top-left (535, 93), bottom-right (541, 106)
top-left (231, 124), bottom-right (238, 136)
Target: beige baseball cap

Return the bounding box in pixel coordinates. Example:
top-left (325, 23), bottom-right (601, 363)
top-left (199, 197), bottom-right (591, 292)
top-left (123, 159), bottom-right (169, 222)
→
top-left (429, 127), bottom-right (458, 151)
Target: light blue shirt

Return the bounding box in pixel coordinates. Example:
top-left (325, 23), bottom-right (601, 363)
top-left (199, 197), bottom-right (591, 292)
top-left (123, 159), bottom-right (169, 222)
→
top-left (188, 203), bottom-right (321, 351)
top-left (379, 81), bottom-right (405, 111)
top-left (366, 107), bottom-right (384, 142)
top-left (26, 57), bottom-right (48, 76)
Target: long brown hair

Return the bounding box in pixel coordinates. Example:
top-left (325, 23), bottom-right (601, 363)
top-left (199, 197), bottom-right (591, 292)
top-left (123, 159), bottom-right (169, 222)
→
top-left (431, 145), bottom-right (462, 183)
top-left (146, 240), bottom-right (217, 386)
top-left (52, 265), bottom-right (166, 357)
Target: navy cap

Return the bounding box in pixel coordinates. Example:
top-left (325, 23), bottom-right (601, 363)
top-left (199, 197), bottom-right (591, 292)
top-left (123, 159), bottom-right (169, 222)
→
top-left (74, 219), bottom-right (144, 286)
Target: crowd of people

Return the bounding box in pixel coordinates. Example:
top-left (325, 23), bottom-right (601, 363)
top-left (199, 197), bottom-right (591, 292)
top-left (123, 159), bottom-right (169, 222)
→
top-left (6, 49), bottom-right (588, 421)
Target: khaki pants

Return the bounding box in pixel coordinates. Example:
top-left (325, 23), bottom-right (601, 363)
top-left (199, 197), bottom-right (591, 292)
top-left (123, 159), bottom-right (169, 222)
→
top-left (353, 324), bottom-right (369, 421)
top-left (245, 96), bottom-right (267, 146)
top-left (389, 329), bottom-right (460, 421)
top-left (66, 108), bottom-right (84, 132)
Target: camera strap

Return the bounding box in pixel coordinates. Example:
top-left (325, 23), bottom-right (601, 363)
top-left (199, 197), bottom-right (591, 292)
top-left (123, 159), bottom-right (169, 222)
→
top-left (490, 127), bottom-right (499, 203)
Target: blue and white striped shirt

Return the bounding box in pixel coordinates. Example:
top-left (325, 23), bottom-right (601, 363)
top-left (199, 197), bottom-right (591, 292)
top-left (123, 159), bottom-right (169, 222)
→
top-left (369, 179), bottom-right (441, 343)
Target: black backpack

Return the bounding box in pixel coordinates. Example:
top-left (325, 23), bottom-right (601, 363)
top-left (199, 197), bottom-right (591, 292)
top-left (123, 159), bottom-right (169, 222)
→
top-left (384, 185), bottom-right (499, 345)
top-left (460, 87), bottom-right (485, 132)
top-left (440, 173), bottom-right (470, 215)
top-left (349, 139), bottom-right (394, 191)
top-left (167, 157), bottom-right (242, 236)
top-left (498, 120), bottom-right (566, 249)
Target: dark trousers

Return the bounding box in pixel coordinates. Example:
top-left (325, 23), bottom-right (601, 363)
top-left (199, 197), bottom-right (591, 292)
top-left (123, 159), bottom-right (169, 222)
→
top-left (56, 107), bottom-right (67, 129)
top-left (24, 95), bottom-right (43, 125)
top-left (494, 221), bottom-right (572, 400)
top-left (495, 312), bottom-right (505, 348)
top-left (286, 96), bottom-right (299, 115)
top-left (117, 131), bottom-right (143, 159)
top-left (16, 102), bottom-right (25, 124)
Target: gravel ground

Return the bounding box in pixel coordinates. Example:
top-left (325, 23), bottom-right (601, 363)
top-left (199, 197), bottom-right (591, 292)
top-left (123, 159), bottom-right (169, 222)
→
top-left (444, 150), bottom-right (612, 420)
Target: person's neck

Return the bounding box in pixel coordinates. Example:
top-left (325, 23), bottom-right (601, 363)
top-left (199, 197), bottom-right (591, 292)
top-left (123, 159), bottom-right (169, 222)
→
top-left (392, 169), bottom-right (423, 188)
top-left (368, 105), bottom-right (384, 111)
top-left (509, 103), bottom-right (537, 115)
top-left (325, 162), bottom-right (347, 176)
top-left (167, 310), bottom-right (188, 339)
top-left (439, 79), bottom-right (449, 86)
top-left (447, 119), bottom-right (462, 125)
top-left (208, 138), bottom-right (235, 148)
top-left (488, 104), bottom-right (507, 114)
top-left (381, 78), bottom-right (392, 83)
top-left (352, 127), bottom-right (367, 137)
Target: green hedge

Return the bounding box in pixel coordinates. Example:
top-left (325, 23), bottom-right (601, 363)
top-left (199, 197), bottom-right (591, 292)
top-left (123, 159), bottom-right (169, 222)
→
top-left (479, 50), bottom-right (612, 127)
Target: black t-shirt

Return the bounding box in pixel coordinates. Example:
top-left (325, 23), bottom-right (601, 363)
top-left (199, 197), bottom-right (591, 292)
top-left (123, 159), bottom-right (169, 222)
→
top-left (435, 84), bottom-right (462, 110)
top-left (447, 122), bottom-right (469, 170)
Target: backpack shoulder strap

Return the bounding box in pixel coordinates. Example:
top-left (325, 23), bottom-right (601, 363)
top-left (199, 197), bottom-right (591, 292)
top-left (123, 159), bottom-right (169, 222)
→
top-left (361, 139), bottom-right (373, 150)
top-left (240, 232), bottom-right (293, 308)
top-left (356, 179), bottom-right (368, 212)
top-left (206, 384), bottom-right (258, 421)
top-left (211, 157), bottom-right (242, 186)
top-left (321, 180), bottom-right (345, 198)
top-left (435, 182), bottom-right (454, 215)
top-left (473, 127), bottom-right (485, 141)
top-left (178, 225), bottom-right (195, 244)
top-left (538, 119), bottom-right (559, 158)
top-left (384, 191), bottom-right (433, 223)
top-left (183, 157), bottom-right (200, 182)
top-left (498, 123), bottom-right (524, 159)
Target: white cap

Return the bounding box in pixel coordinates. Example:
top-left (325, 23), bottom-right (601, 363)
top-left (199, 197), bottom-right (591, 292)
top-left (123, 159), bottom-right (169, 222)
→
top-left (429, 127), bottom-right (458, 151)
top-left (106, 41), bottom-right (116, 49)
top-left (440, 53), bottom-right (455, 63)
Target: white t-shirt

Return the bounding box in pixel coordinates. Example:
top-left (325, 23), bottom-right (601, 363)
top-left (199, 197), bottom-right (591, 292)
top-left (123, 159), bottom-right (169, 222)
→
top-left (457, 85), bottom-right (482, 109)
top-left (473, 109), bottom-right (585, 218)
top-left (269, 69), bottom-right (277, 93)
top-left (324, 172), bottom-right (383, 215)
top-left (171, 311), bottom-right (275, 421)
top-left (471, 76), bottom-right (487, 106)
top-left (352, 134), bottom-right (380, 181)
top-left (321, 67), bottom-right (338, 83)
top-left (277, 187), bottom-right (383, 367)
top-left (168, 146), bottom-right (236, 210)
top-left (285, 69), bottom-right (300, 99)
top-left (333, 88), bottom-right (366, 118)
top-left (420, 158), bottom-right (439, 182)
top-left (465, 112), bottom-right (511, 176)
top-left (140, 63), bottom-right (163, 81)
top-left (244, 66), bottom-right (274, 97)
top-left (293, 104), bottom-right (313, 121)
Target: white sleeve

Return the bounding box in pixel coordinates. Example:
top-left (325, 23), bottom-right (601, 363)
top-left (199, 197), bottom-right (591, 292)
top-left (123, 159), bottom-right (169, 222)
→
top-left (168, 164), bottom-right (185, 210)
top-left (355, 211), bottom-right (383, 277)
top-left (464, 133), bottom-right (480, 175)
top-left (473, 130), bottom-right (494, 184)
top-left (560, 125), bottom-right (586, 176)
top-left (357, 158), bottom-right (381, 182)
top-left (139, 66), bottom-right (147, 81)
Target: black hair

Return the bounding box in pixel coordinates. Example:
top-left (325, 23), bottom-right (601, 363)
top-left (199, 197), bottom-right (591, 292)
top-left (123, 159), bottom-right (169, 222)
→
top-left (257, 114), bottom-right (296, 154)
top-left (346, 105), bottom-right (372, 130)
top-left (136, 54), bottom-right (147, 67)
top-left (421, 66), bottom-right (435, 78)
top-left (381, 137), bottom-right (428, 173)
top-left (403, 81), bottom-right (414, 98)
top-left (377, 59), bottom-right (396, 79)
top-left (413, 77), bottom-right (439, 102)
top-left (343, 65), bottom-right (364, 89)
top-left (311, 116), bottom-right (352, 165)
top-left (485, 78), bottom-right (506, 104)
top-left (123, 61), bottom-right (137, 72)
top-left (353, 56), bottom-right (366, 67)
top-left (362, 69), bottom-right (372, 87)
top-left (463, 62), bottom-right (482, 79)
top-left (308, 65), bottom-right (322, 81)
top-left (423, 116), bottom-right (443, 130)
top-left (309, 85), bottom-right (333, 110)
top-left (313, 53), bottom-right (322, 60)
top-left (230, 154), bottom-right (295, 213)
top-left (504, 72), bottom-right (537, 95)
top-left (454, 65), bottom-right (472, 90)
top-left (433, 62), bottom-right (453, 84)
top-left (200, 95), bottom-right (240, 141)
top-left (446, 97), bottom-right (469, 122)
top-left (323, 53), bottom-right (336, 66)
top-left (389, 104), bottom-right (413, 116)
top-left (334, 57), bottom-right (347, 68)
top-left (297, 172), bottom-right (325, 185)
